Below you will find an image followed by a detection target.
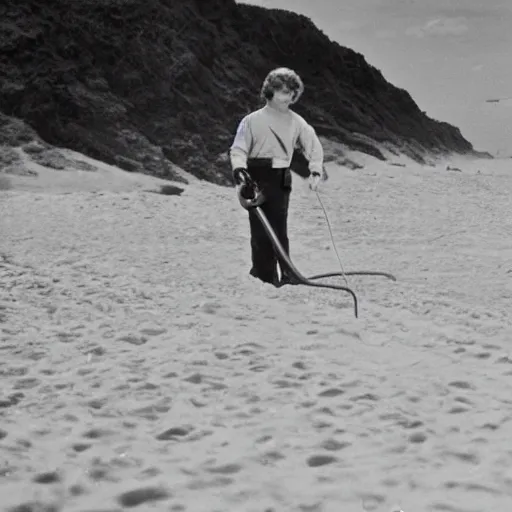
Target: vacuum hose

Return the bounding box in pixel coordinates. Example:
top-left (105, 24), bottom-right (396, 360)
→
top-left (235, 170), bottom-right (396, 318)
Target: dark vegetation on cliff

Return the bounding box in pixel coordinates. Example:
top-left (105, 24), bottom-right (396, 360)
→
top-left (0, 0), bottom-right (484, 186)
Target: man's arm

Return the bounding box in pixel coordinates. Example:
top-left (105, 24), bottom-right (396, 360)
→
top-left (229, 116), bottom-right (251, 173)
top-left (298, 122), bottom-right (324, 176)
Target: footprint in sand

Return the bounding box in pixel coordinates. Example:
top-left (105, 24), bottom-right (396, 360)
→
top-left (11, 377), bottom-right (40, 390)
top-left (443, 450), bottom-right (480, 464)
top-left (87, 463), bottom-right (118, 483)
top-left (116, 326), bottom-right (167, 346)
top-left (140, 327), bottom-right (167, 337)
top-left (33, 471), bottom-right (61, 484)
top-left (260, 449), bottom-right (286, 466)
top-left (7, 504), bottom-right (60, 512)
top-left (445, 480), bottom-right (497, 493)
top-left (182, 373), bottom-right (228, 392)
top-left (206, 463), bottom-right (243, 475)
top-left (82, 427), bottom-right (114, 440)
top-left (320, 438), bottom-right (351, 451)
top-left (378, 414), bottom-right (428, 444)
top-left (408, 432), bottom-right (428, 444)
top-left (318, 387), bottom-right (345, 398)
top-left (86, 398), bottom-right (108, 410)
top-left (472, 351), bottom-right (492, 359)
top-left (156, 425), bottom-right (194, 441)
top-left (273, 378), bottom-right (303, 389)
top-left (234, 342), bottom-right (265, 355)
top-left (306, 454), bottom-right (338, 467)
top-left (85, 345), bottom-right (107, 357)
top-left (117, 334), bottom-right (148, 346)
top-left (117, 486), bottom-right (171, 507)
top-left (360, 492), bottom-right (386, 511)
top-left (480, 422), bottom-right (500, 431)
top-left (297, 502), bottom-right (323, 512)
top-left (448, 380), bottom-right (475, 390)
top-left (183, 373), bottom-right (204, 384)
top-left (350, 392), bottom-right (380, 402)
top-left (0, 392), bottom-right (24, 408)
top-left (448, 405), bottom-right (471, 414)
top-left (249, 364), bottom-right (270, 373)
top-left (186, 476), bottom-right (234, 490)
top-left (0, 366), bottom-right (28, 377)
top-left (130, 400), bottom-right (171, 421)
top-left (72, 442), bottom-right (92, 453)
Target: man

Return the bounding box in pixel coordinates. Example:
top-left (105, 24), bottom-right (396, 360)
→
top-left (230, 67), bottom-right (326, 287)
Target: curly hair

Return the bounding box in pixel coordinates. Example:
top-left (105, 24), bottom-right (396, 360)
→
top-left (260, 67), bottom-right (304, 104)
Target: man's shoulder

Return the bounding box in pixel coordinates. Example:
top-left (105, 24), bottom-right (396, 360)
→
top-left (245, 107), bottom-right (266, 119)
top-left (290, 110), bottom-right (310, 128)
top-left (237, 108), bottom-right (266, 127)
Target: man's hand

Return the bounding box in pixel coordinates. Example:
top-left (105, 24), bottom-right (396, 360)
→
top-left (309, 171), bottom-right (322, 191)
top-left (309, 166), bottom-right (328, 191)
top-left (236, 182), bottom-right (265, 209)
top-left (237, 182), bottom-right (256, 200)
top-left (232, 167), bottom-right (248, 186)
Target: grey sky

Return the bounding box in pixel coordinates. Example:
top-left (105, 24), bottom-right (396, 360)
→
top-left (237, 0), bottom-right (512, 155)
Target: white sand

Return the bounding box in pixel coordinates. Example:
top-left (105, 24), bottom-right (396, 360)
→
top-left (1, 151), bottom-right (512, 512)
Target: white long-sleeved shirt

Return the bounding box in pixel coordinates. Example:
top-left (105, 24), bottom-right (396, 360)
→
top-left (229, 104), bottom-right (324, 175)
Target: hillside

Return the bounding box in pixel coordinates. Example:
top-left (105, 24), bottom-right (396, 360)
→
top-left (0, 0), bottom-right (487, 186)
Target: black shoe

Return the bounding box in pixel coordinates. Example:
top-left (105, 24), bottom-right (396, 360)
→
top-left (278, 273), bottom-right (300, 287)
top-left (249, 267), bottom-right (279, 286)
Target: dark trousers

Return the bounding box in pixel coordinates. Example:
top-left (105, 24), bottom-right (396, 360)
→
top-left (246, 163), bottom-right (292, 285)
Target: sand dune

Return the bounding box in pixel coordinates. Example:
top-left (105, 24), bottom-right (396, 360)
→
top-left (1, 153), bottom-right (512, 512)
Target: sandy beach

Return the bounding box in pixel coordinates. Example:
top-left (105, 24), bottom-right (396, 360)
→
top-left (1, 152), bottom-right (512, 512)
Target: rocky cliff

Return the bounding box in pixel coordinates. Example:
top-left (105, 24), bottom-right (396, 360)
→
top-left (0, 0), bottom-right (485, 186)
